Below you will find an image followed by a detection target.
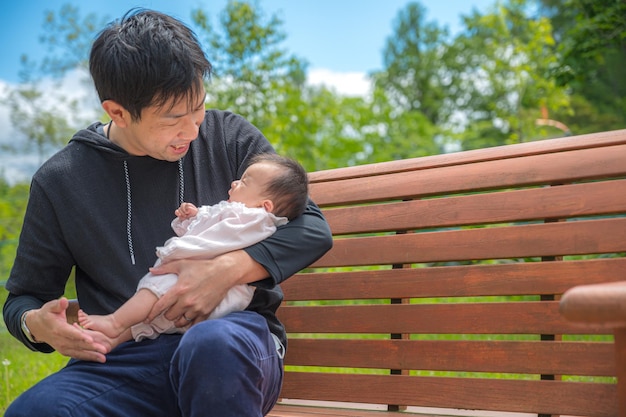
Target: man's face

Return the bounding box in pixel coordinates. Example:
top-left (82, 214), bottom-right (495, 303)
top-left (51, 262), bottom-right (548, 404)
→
top-left (122, 88), bottom-right (206, 161)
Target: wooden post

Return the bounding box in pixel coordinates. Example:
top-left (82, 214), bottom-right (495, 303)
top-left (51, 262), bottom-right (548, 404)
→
top-left (614, 327), bottom-right (626, 417)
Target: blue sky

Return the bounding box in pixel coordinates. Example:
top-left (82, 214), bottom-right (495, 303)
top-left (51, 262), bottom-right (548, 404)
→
top-left (0, 0), bottom-right (495, 84)
top-left (0, 0), bottom-right (495, 181)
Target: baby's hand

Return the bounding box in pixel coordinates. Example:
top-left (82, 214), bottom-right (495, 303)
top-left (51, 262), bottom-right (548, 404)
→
top-left (175, 202), bottom-right (197, 220)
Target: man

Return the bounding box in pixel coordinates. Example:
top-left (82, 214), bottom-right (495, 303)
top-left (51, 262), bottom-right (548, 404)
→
top-left (3, 8), bottom-right (332, 417)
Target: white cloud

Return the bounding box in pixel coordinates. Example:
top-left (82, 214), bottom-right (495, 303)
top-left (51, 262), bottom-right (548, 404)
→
top-left (0, 70), bottom-right (100, 184)
top-left (306, 68), bottom-right (371, 97)
top-left (0, 81), bottom-right (17, 143)
top-left (0, 82), bottom-right (28, 183)
top-left (0, 67), bottom-right (372, 183)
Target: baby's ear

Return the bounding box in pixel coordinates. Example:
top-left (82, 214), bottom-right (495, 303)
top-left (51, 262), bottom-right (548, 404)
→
top-left (261, 199), bottom-right (274, 213)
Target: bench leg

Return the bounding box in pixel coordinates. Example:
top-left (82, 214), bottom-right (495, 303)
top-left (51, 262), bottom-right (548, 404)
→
top-left (615, 327), bottom-right (626, 417)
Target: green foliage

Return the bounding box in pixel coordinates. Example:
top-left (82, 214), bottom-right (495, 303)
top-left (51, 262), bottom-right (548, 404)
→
top-left (6, 84), bottom-right (79, 165)
top-left (3, 4), bottom-right (105, 167)
top-left (374, 3), bottom-right (452, 127)
top-left (537, 0), bottom-right (626, 133)
top-left (192, 1), bottom-right (387, 170)
top-left (0, 179), bottom-right (29, 281)
top-left (20, 4), bottom-right (107, 81)
top-left (449, 0), bottom-right (571, 148)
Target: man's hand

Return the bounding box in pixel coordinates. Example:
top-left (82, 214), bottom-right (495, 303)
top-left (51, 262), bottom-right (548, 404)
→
top-left (26, 297), bottom-right (111, 363)
top-left (147, 250), bottom-right (268, 328)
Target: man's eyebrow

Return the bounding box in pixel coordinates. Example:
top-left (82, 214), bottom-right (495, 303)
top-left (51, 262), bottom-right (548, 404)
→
top-left (165, 94), bottom-right (207, 118)
top-left (197, 91), bottom-right (208, 109)
top-left (195, 93), bottom-right (207, 110)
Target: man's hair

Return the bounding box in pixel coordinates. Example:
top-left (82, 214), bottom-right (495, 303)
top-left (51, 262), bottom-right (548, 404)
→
top-left (89, 9), bottom-right (212, 120)
top-left (249, 153), bottom-right (309, 220)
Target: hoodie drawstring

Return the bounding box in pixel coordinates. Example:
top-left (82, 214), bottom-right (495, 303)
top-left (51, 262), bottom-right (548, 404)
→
top-left (122, 157), bottom-right (185, 266)
top-left (178, 158), bottom-right (185, 206)
top-left (123, 160), bottom-right (136, 265)
top-left (106, 122), bottom-right (136, 265)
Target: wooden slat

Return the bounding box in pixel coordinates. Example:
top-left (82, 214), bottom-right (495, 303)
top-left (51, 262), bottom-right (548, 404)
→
top-left (279, 302), bottom-right (609, 335)
top-left (322, 179), bottom-right (626, 235)
top-left (312, 217), bottom-right (626, 268)
top-left (269, 404), bottom-right (415, 417)
top-left (285, 339), bottom-right (615, 376)
top-left (285, 258), bottom-right (626, 301)
top-left (310, 144), bottom-right (626, 206)
top-left (279, 373), bottom-right (617, 417)
top-left (309, 129), bottom-right (626, 184)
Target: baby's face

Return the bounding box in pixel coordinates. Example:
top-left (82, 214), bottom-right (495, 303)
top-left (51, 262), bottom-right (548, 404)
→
top-left (228, 162), bottom-right (279, 208)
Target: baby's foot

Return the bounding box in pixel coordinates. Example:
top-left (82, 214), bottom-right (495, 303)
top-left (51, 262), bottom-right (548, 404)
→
top-left (78, 309), bottom-right (124, 339)
top-left (77, 309), bottom-right (92, 328)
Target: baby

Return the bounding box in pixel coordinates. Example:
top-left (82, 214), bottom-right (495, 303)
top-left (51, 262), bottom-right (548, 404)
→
top-left (78, 153), bottom-right (308, 347)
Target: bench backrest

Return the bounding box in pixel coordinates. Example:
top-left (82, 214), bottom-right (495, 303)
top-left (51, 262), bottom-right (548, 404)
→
top-left (277, 129), bottom-right (626, 417)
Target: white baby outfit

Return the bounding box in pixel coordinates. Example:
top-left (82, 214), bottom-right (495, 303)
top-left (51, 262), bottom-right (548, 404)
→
top-left (131, 201), bottom-right (288, 341)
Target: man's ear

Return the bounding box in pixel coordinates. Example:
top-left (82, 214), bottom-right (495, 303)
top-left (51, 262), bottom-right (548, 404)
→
top-left (101, 100), bottom-right (131, 128)
top-left (261, 199), bottom-right (275, 214)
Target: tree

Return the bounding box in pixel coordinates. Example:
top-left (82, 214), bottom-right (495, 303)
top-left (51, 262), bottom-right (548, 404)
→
top-left (36, 4), bottom-right (107, 77)
top-left (3, 4), bottom-right (103, 168)
top-left (373, 3), bottom-right (452, 127)
top-left (193, 0), bottom-right (307, 127)
top-left (6, 81), bottom-right (81, 165)
top-left (192, 0), bottom-right (382, 170)
top-left (535, 0), bottom-right (626, 133)
top-left (449, 0), bottom-right (571, 149)
top-left (364, 2), bottom-right (451, 159)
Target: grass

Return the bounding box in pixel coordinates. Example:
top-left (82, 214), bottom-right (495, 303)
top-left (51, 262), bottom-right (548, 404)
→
top-left (1, 333), bottom-right (69, 414)
top-left (0, 282), bottom-right (74, 414)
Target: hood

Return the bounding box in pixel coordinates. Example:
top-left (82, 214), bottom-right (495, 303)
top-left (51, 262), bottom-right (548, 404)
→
top-left (69, 122), bottom-right (133, 160)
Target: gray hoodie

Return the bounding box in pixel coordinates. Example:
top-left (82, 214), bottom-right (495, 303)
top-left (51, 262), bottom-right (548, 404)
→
top-left (3, 109), bottom-right (332, 351)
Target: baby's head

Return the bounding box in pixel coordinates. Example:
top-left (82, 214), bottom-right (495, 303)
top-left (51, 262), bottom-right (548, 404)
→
top-left (228, 153), bottom-right (309, 220)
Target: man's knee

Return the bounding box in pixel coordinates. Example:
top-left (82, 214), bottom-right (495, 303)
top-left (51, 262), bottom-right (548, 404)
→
top-left (176, 316), bottom-right (256, 361)
top-left (5, 386), bottom-right (73, 417)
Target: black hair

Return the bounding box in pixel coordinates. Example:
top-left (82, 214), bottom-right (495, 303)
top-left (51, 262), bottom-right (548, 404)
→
top-left (249, 154), bottom-right (309, 220)
top-left (89, 8), bottom-right (212, 120)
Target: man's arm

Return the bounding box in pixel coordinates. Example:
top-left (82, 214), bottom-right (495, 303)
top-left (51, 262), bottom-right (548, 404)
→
top-left (147, 199), bottom-right (332, 327)
top-left (243, 199), bottom-right (333, 284)
top-left (3, 293), bottom-right (54, 352)
top-left (148, 249), bottom-right (268, 327)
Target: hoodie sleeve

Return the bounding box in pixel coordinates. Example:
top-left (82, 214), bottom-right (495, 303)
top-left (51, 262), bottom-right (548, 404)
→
top-left (243, 198), bottom-right (332, 286)
top-left (3, 175), bottom-right (76, 352)
top-left (3, 293), bottom-right (55, 353)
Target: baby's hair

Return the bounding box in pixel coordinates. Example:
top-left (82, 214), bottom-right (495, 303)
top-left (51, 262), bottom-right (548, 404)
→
top-left (249, 153), bottom-right (309, 220)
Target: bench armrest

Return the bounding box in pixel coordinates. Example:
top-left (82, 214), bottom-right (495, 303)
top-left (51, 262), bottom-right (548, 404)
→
top-left (67, 299), bottom-right (80, 324)
top-left (560, 281), bottom-right (626, 327)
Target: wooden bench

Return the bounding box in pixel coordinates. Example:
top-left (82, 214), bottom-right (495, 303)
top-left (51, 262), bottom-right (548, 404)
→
top-left (268, 129), bottom-right (626, 417)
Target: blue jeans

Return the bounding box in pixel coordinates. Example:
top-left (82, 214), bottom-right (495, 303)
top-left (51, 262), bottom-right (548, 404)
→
top-left (5, 311), bottom-right (284, 417)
